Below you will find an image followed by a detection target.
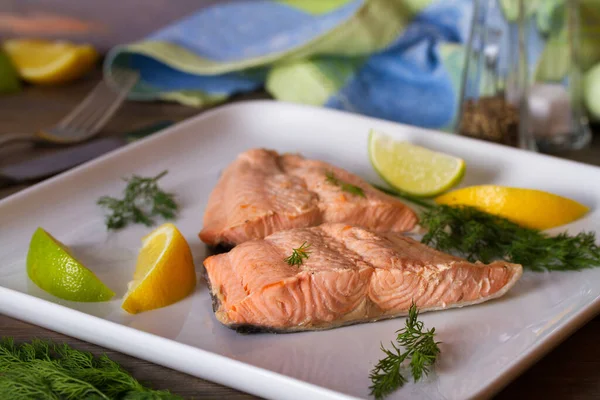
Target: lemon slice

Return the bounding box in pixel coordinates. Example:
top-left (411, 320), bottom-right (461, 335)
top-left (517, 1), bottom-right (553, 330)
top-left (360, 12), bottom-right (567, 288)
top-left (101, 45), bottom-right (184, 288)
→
top-left (435, 185), bottom-right (589, 230)
top-left (122, 223), bottom-right (196, 314)
top-left (3, 39), bottom-right (98, 85)
top-left (26, 227), bottom-right (114, 302)
top-left (369, 130), bottom-right (466, 197)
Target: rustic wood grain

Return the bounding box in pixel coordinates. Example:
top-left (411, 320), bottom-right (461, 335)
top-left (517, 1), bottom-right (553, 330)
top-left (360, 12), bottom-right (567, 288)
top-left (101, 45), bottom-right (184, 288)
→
top-left (1, 68), bottom-right (600, 400)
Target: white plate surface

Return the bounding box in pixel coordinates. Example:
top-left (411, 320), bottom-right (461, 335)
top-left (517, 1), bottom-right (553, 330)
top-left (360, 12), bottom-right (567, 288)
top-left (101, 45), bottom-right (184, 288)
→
top-left (1, 101), bottom-right (600, 400)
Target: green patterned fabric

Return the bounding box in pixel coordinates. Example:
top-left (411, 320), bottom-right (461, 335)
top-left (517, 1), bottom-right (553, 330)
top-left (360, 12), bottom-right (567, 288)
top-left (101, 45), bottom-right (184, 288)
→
top-left (104, 0), bottom-right (468, 129)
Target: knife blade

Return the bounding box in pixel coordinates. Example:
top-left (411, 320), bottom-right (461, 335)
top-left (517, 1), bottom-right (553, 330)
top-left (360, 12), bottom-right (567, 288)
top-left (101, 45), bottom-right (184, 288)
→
top-left (0, 120), bottom-right (173, 187)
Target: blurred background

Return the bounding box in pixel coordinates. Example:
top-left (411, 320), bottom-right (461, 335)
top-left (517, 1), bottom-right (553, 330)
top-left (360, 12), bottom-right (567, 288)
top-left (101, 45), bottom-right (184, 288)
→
top-left (1, 0), bottom-right (600, 195)
top-left (1, 2), bottom-right (600, 399)
top-left (0, 0), bottom-right (223, 52)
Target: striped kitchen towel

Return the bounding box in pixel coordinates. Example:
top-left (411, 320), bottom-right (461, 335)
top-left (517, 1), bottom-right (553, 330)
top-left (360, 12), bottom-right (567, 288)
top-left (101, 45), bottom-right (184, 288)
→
top-left (104, 0), bottom-right (472, 131)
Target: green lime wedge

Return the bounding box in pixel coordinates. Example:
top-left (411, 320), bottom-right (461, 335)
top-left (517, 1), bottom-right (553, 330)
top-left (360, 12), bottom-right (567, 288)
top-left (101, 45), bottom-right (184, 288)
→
top-left (0, 49), bottom-right (21, 94)
top-left (368, 130), bottom-right (466, 197)
top-left (26, 227), bottom-right (114, 302)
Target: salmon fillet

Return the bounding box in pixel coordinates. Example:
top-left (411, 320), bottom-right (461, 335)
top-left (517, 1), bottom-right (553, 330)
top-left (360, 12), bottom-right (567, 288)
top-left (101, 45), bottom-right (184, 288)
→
top-left (203, 223), bottom-right (523, 332)
top-left (199, 149), bottom-right (417, 247)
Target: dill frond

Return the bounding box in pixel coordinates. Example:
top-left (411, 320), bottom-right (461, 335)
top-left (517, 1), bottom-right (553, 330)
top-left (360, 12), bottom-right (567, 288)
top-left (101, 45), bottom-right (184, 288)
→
top-left (284, 242), bottom-right (311, 267)
top-left (97, 170), bottom-right (178, 230)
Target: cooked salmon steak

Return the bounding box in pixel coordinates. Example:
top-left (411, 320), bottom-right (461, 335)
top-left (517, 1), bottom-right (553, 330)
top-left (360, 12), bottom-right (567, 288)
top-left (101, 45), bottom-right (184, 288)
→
top-left (203, 223), bottom-right (523, 332)
top-left (199, 149), bottom-right (417, 247)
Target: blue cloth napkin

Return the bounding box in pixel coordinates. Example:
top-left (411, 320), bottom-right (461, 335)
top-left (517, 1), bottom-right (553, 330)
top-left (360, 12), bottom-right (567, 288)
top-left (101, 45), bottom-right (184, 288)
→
top-left (105, 0), bottom-right (473, 131)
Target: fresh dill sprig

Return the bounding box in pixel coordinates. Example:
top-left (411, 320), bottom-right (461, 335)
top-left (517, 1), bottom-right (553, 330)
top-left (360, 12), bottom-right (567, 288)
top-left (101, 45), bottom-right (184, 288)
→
top-left (369, 302), bottom-right (440, 400)
top-left (97, 170), bottom-right (178, 230)
top-left (284, 242), bottom-right (311, 267)
top-left (0, 338), bottom-right (181, 399)
top-left (325, 171), bottom-right (366, 198)
top-left (375, 185), bottom-right (600, 272)
top-left (420, 205), bottom-right (600, 271)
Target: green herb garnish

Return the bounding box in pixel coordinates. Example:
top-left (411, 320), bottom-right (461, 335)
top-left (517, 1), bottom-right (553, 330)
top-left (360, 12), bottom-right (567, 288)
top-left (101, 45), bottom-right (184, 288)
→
top-left (377, 186), bottom-right (600, 272)
top-left (284, 242), bottom-right (311, 267)
top-left (0, 338), bottom-right (181, 399)
top-left (97, 170), bottom-right (178, 230)
top-left (420, 204), bottom-right (600, 271)
top-left (369, 302), bottom-right (440, 399)
top-left (326, 171), bottom-right (366, 197)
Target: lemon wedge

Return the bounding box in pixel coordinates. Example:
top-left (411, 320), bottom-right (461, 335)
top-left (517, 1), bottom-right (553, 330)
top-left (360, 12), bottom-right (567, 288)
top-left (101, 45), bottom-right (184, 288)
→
top-left (3, 39), bottom-right (98, 85)
top-left (435, 185), bottom-right (589, 230)
top-left (122, 223), bottom-right (196, 314)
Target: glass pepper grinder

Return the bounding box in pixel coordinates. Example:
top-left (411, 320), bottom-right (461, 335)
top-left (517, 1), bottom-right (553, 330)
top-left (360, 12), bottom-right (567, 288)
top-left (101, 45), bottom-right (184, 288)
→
top-left (456, 0), bottom-right (535, 150)
top-left (456, 0), bottom-right (590, 152)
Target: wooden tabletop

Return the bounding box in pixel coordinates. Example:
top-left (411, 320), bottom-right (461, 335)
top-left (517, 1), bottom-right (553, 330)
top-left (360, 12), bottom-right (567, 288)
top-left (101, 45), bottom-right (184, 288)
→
top-left (1, 69), bottom-right (600, 399)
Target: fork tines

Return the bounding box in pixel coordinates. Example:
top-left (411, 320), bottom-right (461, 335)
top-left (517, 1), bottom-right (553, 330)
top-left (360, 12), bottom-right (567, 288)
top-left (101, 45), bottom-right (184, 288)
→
top-left (47, 68), bottom-right (139, 142)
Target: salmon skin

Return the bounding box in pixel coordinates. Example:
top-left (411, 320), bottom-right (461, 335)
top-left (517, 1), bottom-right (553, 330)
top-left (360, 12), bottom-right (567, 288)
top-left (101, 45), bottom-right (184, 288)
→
top-left (199, 149), bottom-right (417, 247)
top-left (203, 223), bottom-right (523, 332)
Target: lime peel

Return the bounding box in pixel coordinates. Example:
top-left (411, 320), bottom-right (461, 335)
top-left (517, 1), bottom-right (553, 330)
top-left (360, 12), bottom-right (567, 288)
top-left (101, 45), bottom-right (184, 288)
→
top-left (26, 227), bottom-right (114, 302)
top-left (368, 130), bottom-right (466, 197)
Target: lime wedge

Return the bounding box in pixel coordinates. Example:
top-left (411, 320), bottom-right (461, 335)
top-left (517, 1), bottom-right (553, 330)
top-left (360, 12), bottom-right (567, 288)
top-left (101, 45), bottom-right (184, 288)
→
top-left (0, 50), bottom-right (21, 94)
top-left (368, 130), bottom-right (466, 197)
top-left (26, 227), bottom-right (114, 302)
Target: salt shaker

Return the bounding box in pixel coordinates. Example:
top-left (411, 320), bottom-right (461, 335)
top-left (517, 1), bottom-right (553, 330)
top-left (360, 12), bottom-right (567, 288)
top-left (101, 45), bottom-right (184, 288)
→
top-left (527, 0), bottom-right (591, 152)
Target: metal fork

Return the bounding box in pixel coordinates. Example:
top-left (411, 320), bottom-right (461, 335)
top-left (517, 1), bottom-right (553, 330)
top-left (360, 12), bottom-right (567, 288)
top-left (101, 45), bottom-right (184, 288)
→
top-left (0, 68), bottom-right (139, 149)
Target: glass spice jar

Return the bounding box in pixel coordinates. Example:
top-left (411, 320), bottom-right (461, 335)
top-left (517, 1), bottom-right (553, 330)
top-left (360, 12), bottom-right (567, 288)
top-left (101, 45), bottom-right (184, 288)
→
top-left (527, 0), bottom-right (591, 152)
top-left (456, 0), bottom-right (591, 152)
top-left (457, 0), bottom-right (535, 150)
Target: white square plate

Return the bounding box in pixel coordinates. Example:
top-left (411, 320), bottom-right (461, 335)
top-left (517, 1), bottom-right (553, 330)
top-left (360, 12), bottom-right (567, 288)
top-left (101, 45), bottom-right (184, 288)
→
top-left (1, 101), bottom-right (599, 400)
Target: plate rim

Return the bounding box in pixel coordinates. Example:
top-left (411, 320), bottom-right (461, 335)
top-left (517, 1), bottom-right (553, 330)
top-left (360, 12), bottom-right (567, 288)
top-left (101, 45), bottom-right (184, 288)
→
top-left (2, 99), bottom-right (600, 209)
top-left (0, 285), bottom-right (359, 400)
top-left (1, 99), bottom-right (600, 400)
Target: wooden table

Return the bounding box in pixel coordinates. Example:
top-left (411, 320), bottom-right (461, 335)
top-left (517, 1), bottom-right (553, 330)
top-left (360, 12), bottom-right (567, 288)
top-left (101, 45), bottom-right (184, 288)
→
top-left (2, 70), bottom-right (600, 399)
